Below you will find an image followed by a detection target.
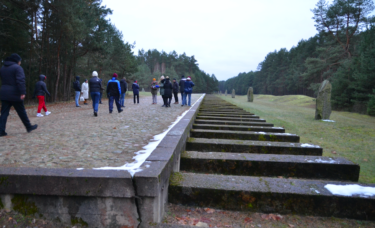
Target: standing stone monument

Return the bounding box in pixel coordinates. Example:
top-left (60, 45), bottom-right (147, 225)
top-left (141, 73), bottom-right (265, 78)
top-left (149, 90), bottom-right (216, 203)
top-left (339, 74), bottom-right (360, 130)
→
top-left (142, 88), bottom-right (145, 92)
top-left (315, 80), bottom-right (332, 120)
top-left (247, 87), bottom-right (254, 102)
top-left (225, 90), bottom-right (227, 96)
top-left (232, 89), bottom-right (235, 98)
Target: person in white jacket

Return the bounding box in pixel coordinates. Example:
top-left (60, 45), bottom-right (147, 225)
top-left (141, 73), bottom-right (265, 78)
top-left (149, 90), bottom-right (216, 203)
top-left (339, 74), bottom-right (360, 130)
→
top-left (81, 79), bottom-right (89, 105)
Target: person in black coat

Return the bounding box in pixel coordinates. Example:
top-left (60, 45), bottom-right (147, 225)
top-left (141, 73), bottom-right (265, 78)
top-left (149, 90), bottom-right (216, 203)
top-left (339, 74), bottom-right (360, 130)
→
top-left (132, 80), bottom-right (140, 104)
top-left (120, 77), bottom-right (127, 107)
top-left (179, 75), bottom-right (186, 106)
top-left (73, 75), bottom-right (81, 107)
top-left (0, 53), bottom-right (37, 136)
top-left (33, 74), bottom-right (51, 117)
top-left (172, 78), bottom-right (179, 104)
top-left (89, 71), bottom-right (103, 116)
top-left (163, 76), bottom-right (173, 107)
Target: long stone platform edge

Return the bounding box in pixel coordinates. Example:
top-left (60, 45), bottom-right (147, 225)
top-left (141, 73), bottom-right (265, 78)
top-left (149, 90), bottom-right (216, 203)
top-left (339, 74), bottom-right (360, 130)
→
top-left (0, 95), bottom-right (205, 228)
top-left (134, 94), bottom-right (205, 227)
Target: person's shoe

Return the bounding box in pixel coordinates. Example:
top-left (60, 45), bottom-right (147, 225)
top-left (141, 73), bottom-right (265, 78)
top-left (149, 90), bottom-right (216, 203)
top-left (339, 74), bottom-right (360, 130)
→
top-left (162, 105), bottom-right (165, 107)
top-left (109, 110), bottom-right (113, 114)
top-left (119, 109), bottom-right (123, 113)
top-left (36, 113), bottom-right (44, 117)
top-left (27, 124), bottom-right (38, 133)
top-left (84, 103), bottom-right (88, 105)
top-left (181, 105), bottom-right (184, 106)
top-left (94, 111), bottom-right (98, 117)
top-left (0, 132), bottom-right (7, 137)
top-left (99, 102), bottom-right (102, 104)
top-left (45, 111), bottom-right (51, 116)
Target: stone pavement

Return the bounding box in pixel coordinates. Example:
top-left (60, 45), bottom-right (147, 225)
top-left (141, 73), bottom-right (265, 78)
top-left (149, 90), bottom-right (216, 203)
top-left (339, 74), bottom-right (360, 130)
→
top-left (0, 94), bottom-right (201, 169)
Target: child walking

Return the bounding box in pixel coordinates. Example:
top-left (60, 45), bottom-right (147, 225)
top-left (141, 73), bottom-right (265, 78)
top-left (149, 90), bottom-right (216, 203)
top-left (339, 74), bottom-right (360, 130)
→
top-left (33, 74), bottom-right (51, 117)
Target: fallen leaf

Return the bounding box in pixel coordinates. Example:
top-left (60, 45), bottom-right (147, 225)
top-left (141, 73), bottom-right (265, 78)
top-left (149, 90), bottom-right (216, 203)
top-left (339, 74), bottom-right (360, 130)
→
top-left (331, 151), bottom-right (337, 154)
top-left (363, 158), bottom-right (368, 162)
top-left (244, 217), bottom-right (253, 223)
top-left (261, 214), bottom-right (269, 220)
top-left (204, 208), bottom-right (215, 213)
top-left (277, 176), bottom-right (283, 179)
top-left (186, 209), bottom-right (192, 212)
top-left (113, 127), bottom-right (116, 129)
top-left (275, 214), bottom-right (283, 221)
top-left (8, 217), bottom-right (12, 221)
top-left (200, 217), bottom-right (211, 223)
top-left (288, 224), bottom-right (295, 228)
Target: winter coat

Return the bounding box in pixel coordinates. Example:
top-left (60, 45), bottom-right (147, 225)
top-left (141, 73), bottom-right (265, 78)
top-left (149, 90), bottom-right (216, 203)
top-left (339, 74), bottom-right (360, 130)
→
top-left (0, 60), bottom-right (26, 102)
top-left (184, 80), bottom-right (195, 94)
top-left (151, 81), bottom-right (158, 95)
top-left (33, 75), bottom-right (50, 97)
top-left (106, 77), bottom-right (121, 97)
top-left (132, 83), bottom-right (140, 95)
top-left (81, 82), bottom-right (89, 99)
top-left (89, 77), bottom-right (103, 93)
top-left (159, 79), bottom-right (165, 96)
top-left (163, 79), bottom-right (173, 97)
top-left (179, 78), bottom-right (186, 93)
top-left (73, 76), bottom-right (81, 92)
top-left (120, 79), bottom-right (127, 94)
top-left (172, 81), bottom-right (179, 93)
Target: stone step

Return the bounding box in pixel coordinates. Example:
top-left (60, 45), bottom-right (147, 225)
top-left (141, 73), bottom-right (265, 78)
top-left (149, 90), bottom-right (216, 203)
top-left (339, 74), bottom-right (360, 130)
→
top-left (197, 116), bottom-right (265, 122)
top-left (198, 112), bottom-right (255, 116)
top-left (197, 113), bottom-right (258, 118)
top-left (186, 138), bottom-right (322, 155)
top-left (195, 119), bottom-right (274, 127)
top-left (199, 110), bottom-right (249, 113)
top-left (169, 173), bottom-right (375, 220)
top-left (192, 124), bottom-right (285, 133)
top-left (200, 108), bottom-right (245, 111)
top-left (190, 129), bottom-right (299, 142)
top-left (180, 151), bottom-right (359, 181)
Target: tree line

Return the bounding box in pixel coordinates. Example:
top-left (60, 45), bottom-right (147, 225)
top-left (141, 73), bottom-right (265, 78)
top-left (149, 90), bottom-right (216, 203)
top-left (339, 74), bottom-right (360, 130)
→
top-left (220, 0), bottom-right (375, 115)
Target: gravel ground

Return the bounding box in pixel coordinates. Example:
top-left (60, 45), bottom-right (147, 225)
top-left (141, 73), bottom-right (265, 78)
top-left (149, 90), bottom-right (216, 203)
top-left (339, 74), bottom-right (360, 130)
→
top-left (0, 94), bottom-right (201, 169)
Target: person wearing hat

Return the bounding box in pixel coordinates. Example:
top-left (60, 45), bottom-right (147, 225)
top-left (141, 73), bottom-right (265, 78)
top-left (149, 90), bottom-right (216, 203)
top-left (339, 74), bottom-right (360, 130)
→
top-left (184, 76), bottom-right (195, 106)
top-left (120, 77), bottom-right (127, 107)
top-left (106, 73), bottom-right (123, 114)
top-left (163, 76), bottom-right (173, 107)
top-left (132, 80), bottom-right (140, 104)
top-left (73, 75), bottom-right (82, 107)
top-left (89, 71), bottom-right (103, 116)
top-left (172, 78), bottom-right (179, 104)
top-left (81, 79), bottom-right (89, 105)
top-left (0, 53), bottom-right (38, 136)
top-left (159, 76), bottom-right (166, 107)
top-left (179, 75), bottom-right (186, 106)
top-left (32, 74), bottom-right (51, 117)
top-left (150, 78), bottom-right (159, 104)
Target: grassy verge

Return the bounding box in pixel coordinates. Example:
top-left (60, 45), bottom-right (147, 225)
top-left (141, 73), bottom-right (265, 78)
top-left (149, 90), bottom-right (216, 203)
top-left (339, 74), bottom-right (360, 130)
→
top-left (220, 94), bottom-right (375, 184)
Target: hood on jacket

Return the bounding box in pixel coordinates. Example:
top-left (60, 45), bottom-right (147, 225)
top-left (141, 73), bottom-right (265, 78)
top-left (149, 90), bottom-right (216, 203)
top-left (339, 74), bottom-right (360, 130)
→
top-left (75, 76), bottom-right (80, 81)
top-left (3, 61), bottom-right (17, 67)
top-left (4, 53), bottom-right (22, 63)
top-left (39, 75), bottom-right (46, 81)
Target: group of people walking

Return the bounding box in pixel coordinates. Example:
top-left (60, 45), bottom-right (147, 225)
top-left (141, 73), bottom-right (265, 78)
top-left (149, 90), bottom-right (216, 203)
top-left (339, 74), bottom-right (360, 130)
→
top-left (0, 53), bottom-right (195, 137)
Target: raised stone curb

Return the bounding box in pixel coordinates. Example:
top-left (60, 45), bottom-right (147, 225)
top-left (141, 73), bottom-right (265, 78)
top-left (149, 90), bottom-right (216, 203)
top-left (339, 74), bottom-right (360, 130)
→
top-left (193, 124), bottom-right (285, 133)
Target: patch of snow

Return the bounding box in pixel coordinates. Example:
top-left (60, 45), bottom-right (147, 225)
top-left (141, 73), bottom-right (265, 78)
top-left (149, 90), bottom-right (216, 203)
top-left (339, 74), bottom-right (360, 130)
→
top-left (90, 94), bottom-right (206, 176)
top-left (310, 188), bottom-right (320, 194)
top-left (76, 168), bottom-right (84, 170)
top-left (301, 143), bottom-right (320, 148)
top-left (322, 119), bottom-right (335, 122)
top-left (272, 127), bottom-right (284, 129)
top-left (325, 184), bottom-right (375, 198)
top-left (258, 132), bottom-right (266, 134)
top-left (306, 158), bottom-right (337, 164)
top-left (280, 133), bottom-right (296, 136)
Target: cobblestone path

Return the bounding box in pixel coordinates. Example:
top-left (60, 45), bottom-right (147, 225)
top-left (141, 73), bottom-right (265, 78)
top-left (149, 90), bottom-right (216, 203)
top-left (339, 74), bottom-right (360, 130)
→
top-left (0, 94), bottom-right (201, 169)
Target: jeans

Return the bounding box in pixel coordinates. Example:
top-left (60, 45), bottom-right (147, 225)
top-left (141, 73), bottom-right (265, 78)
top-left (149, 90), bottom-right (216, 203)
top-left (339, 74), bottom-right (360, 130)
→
top-left (173, 92), bottom-right (178, 103)
top-left (180, 92), bottom-right (185, 105)
top-left (99, 92), bottom-right (103, 103)
top-left (133, 94), bottom-right (139, 104)
top-left (120, 93), bottom-right (125, 106)
top-left (152, 94), bottom-right (157, 104)
top-left (91, 92), bottom-right (100, 112)
top-left (0, 100), bottom-right (32, 133)
top-left (75, 91), bottom-right (80, 106)
top-left (109, 95), bottom-right (121, 112)
top-left (183, 93), bottom-right (192, 106)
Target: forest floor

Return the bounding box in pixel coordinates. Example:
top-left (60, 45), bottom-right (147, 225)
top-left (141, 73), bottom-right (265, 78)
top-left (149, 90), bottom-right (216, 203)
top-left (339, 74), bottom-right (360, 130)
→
top-left (0, 92), bottom-right (199, 169)
top-left (220, 94), bottom-right (375, 184)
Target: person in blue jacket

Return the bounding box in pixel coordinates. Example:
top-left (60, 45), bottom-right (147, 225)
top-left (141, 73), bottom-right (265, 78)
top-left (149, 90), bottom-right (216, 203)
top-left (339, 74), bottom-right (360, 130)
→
top-left (184, 76), bottom-right (195, 106)
top-left (106, 73), bottom-right (123, 114)
top-left (0, 53), bottom-right (38, 136)
top-left (132, 80), bottom-right (140, 104)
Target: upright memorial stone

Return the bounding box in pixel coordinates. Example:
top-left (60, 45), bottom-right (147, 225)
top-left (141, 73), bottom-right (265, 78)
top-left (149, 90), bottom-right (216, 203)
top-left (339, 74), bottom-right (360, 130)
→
top-left (225, 90), bottom-right (227, 96)
top-left (232, 89), bottom-right (235, 98)
top-left (315, 80), bottom-right (332, 120)
top-left (247, 87), bottom-right (254, 102)
top-left (142, 88), bottom-right (145, 92)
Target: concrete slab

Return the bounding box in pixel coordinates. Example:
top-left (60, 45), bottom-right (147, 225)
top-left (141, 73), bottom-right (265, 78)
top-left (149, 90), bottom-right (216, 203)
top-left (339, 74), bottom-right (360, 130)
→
top-left (195, 119), bottom-right (274, 127)
top-left (197, 116), bottom-right (266, 122)
top-left (192, 124), bottom-right (285, 133)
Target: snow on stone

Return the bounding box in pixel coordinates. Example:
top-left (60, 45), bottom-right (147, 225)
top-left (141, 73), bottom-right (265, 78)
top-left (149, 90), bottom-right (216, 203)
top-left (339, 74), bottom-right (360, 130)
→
top-left (306, 158), bottom-right (337, 164)
top-left (258, 132), bottom-right (266, 134)
top-left (301, 143), bottom-right (320, 148)
top-left (325, 184), bottom-right (375, 197)
top-left (76, 168), bottom-right (84, 170)
top-left (322, 119), bottom-right (335, 122)
top-left (91, 94), bottom-right (206, 176)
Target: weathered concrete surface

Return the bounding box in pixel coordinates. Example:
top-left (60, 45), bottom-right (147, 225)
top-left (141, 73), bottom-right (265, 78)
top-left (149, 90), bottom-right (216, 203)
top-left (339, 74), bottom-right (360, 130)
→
top-left (190, 129), bottom-right (299, 142)
top-left (181, 152), bottom-right (359, 181)
top-left (186, 138), bottom-right (322, 155)
top-left (315, 80), bottom-right (332, 120)
top-left (169, 173), bottom-right (375, 220)
top-left (195, 119), bottom-right (274, 127)
top-left (197, 113), bottom-right (258, 118)
top-left (197, 116), bottom-right (266, 122)
top-left (247, 87), bottom-right (254, 102)
top-left (193, 124), bottom-right (285, 133)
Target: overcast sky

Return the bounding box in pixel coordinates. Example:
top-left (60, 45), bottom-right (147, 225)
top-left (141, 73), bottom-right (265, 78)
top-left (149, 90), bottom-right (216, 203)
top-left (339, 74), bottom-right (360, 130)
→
top-left (101, 0), bottom-right (322, 81)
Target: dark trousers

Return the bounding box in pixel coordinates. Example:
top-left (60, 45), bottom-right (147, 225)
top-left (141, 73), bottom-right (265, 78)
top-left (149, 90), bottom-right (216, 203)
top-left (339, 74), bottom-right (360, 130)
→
top-left (173, 92), bottom-right (178, 103)
top-left (99, 92), bottom-right (103, 103)
top-left (108, 96), bottom-right (121, 112)
top-left (0, 100), bottom-right (32, 133)
top-left (163, 96), bottom-right (172, 106)
top-left (161, 95), bottom-right (166, 106)
top-left (133, 94), bottom-right (139, 104)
